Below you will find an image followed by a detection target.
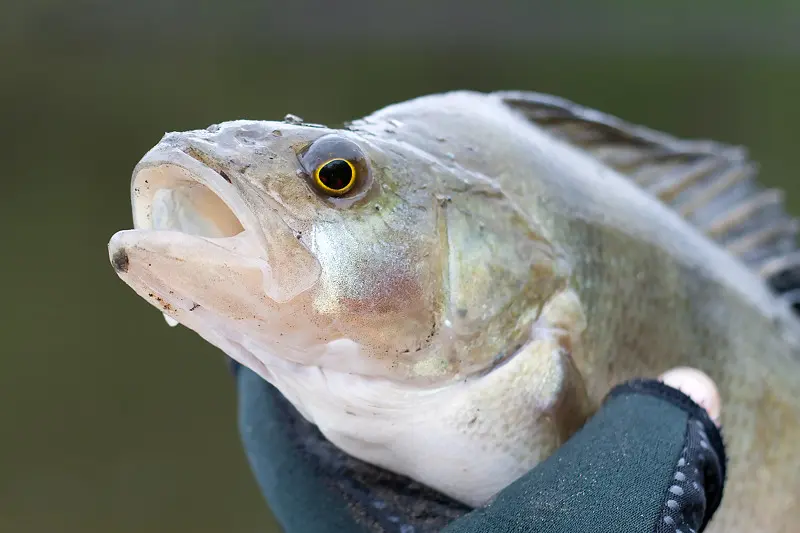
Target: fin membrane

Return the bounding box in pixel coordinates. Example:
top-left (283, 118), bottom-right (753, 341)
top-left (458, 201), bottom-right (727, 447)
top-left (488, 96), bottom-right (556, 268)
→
top-left (495, 91), bottom-right (800, 308)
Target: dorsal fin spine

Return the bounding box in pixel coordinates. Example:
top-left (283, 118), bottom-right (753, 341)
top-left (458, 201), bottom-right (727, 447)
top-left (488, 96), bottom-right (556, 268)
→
top-left (493, 90), bottom-right (800, 300)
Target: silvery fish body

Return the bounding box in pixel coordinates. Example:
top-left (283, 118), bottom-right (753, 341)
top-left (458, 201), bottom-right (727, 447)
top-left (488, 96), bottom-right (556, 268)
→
top-left (108, 91), bottom-right (800, 532)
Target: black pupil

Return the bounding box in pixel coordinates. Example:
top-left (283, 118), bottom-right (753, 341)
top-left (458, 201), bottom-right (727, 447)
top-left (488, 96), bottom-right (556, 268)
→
top-left (319, 160), bottom-right (353, 191)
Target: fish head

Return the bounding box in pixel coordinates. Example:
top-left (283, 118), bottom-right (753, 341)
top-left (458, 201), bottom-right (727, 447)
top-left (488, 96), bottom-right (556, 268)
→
top-left (108, 115), bottom-right (567, 385)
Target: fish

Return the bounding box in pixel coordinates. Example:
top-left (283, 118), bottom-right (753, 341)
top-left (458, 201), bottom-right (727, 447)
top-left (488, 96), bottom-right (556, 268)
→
top-left (108, 91), bottom-right (800, 532)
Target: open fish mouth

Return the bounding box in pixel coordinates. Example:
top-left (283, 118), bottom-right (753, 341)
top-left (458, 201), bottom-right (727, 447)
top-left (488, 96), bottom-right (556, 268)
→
top-left (107, 149), bottom-right (275, 326)
top-left (135, 164), bottom-right (244, 239)
top-left (109, 147), bottom-right (266, 281)
top-left (129, 148), bottom-right (256, 240)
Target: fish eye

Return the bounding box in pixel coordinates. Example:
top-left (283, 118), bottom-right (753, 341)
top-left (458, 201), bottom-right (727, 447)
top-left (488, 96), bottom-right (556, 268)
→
top-left (299, 134), bottom-right (373, 202)
top-left (314, 158), bottom-right (356, 196)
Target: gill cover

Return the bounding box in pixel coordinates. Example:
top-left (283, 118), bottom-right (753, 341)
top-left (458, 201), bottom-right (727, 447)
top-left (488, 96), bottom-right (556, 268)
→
top-left (437, 174), bottom-right (569, 374)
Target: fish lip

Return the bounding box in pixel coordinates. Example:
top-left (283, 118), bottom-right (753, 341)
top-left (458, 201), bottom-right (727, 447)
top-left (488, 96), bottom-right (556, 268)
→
top-left (129, 147), bottom-right (262, 242)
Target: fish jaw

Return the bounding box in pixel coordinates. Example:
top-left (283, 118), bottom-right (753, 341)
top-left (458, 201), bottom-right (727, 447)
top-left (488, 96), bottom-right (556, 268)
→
top-left (108, 228), bottom-right (278, 379)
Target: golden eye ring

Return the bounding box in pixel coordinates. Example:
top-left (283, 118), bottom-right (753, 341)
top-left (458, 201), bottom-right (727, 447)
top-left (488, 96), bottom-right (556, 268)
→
top-left (314, 158), bottom-right (356, 196)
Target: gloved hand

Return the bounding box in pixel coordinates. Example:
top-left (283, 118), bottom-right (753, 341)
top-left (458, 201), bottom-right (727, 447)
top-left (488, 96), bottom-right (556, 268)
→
top-left (232, 361), bottom-right (726, 533)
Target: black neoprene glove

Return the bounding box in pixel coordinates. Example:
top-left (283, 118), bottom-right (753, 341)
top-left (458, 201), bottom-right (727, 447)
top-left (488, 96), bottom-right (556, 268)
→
top-left (233, 362), bottom-right (726, 533)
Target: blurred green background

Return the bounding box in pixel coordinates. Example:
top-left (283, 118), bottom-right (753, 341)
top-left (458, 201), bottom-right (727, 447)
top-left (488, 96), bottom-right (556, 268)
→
top-left (1, 1), bottom-right (798, 532)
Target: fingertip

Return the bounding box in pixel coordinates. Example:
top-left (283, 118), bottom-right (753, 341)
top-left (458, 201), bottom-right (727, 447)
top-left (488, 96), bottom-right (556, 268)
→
top-left (658, 367), bottom-right (721, 426)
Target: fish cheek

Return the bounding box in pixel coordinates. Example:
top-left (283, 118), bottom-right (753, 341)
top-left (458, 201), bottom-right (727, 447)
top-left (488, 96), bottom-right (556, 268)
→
top-left (311, 228), bottom-right (441, 365)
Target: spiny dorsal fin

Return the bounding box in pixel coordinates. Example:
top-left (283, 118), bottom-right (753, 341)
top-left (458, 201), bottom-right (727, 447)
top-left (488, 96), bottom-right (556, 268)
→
top-left (494, 90), bottom-right (800, 306)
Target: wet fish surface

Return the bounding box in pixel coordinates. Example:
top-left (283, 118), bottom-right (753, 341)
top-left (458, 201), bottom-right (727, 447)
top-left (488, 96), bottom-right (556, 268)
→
top-left (109, 91), bottom-right (800, 532)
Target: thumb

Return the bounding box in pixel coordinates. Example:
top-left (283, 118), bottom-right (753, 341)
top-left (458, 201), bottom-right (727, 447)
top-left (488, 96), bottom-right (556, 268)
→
top-left (659, 367), bottom-right (722, 427)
